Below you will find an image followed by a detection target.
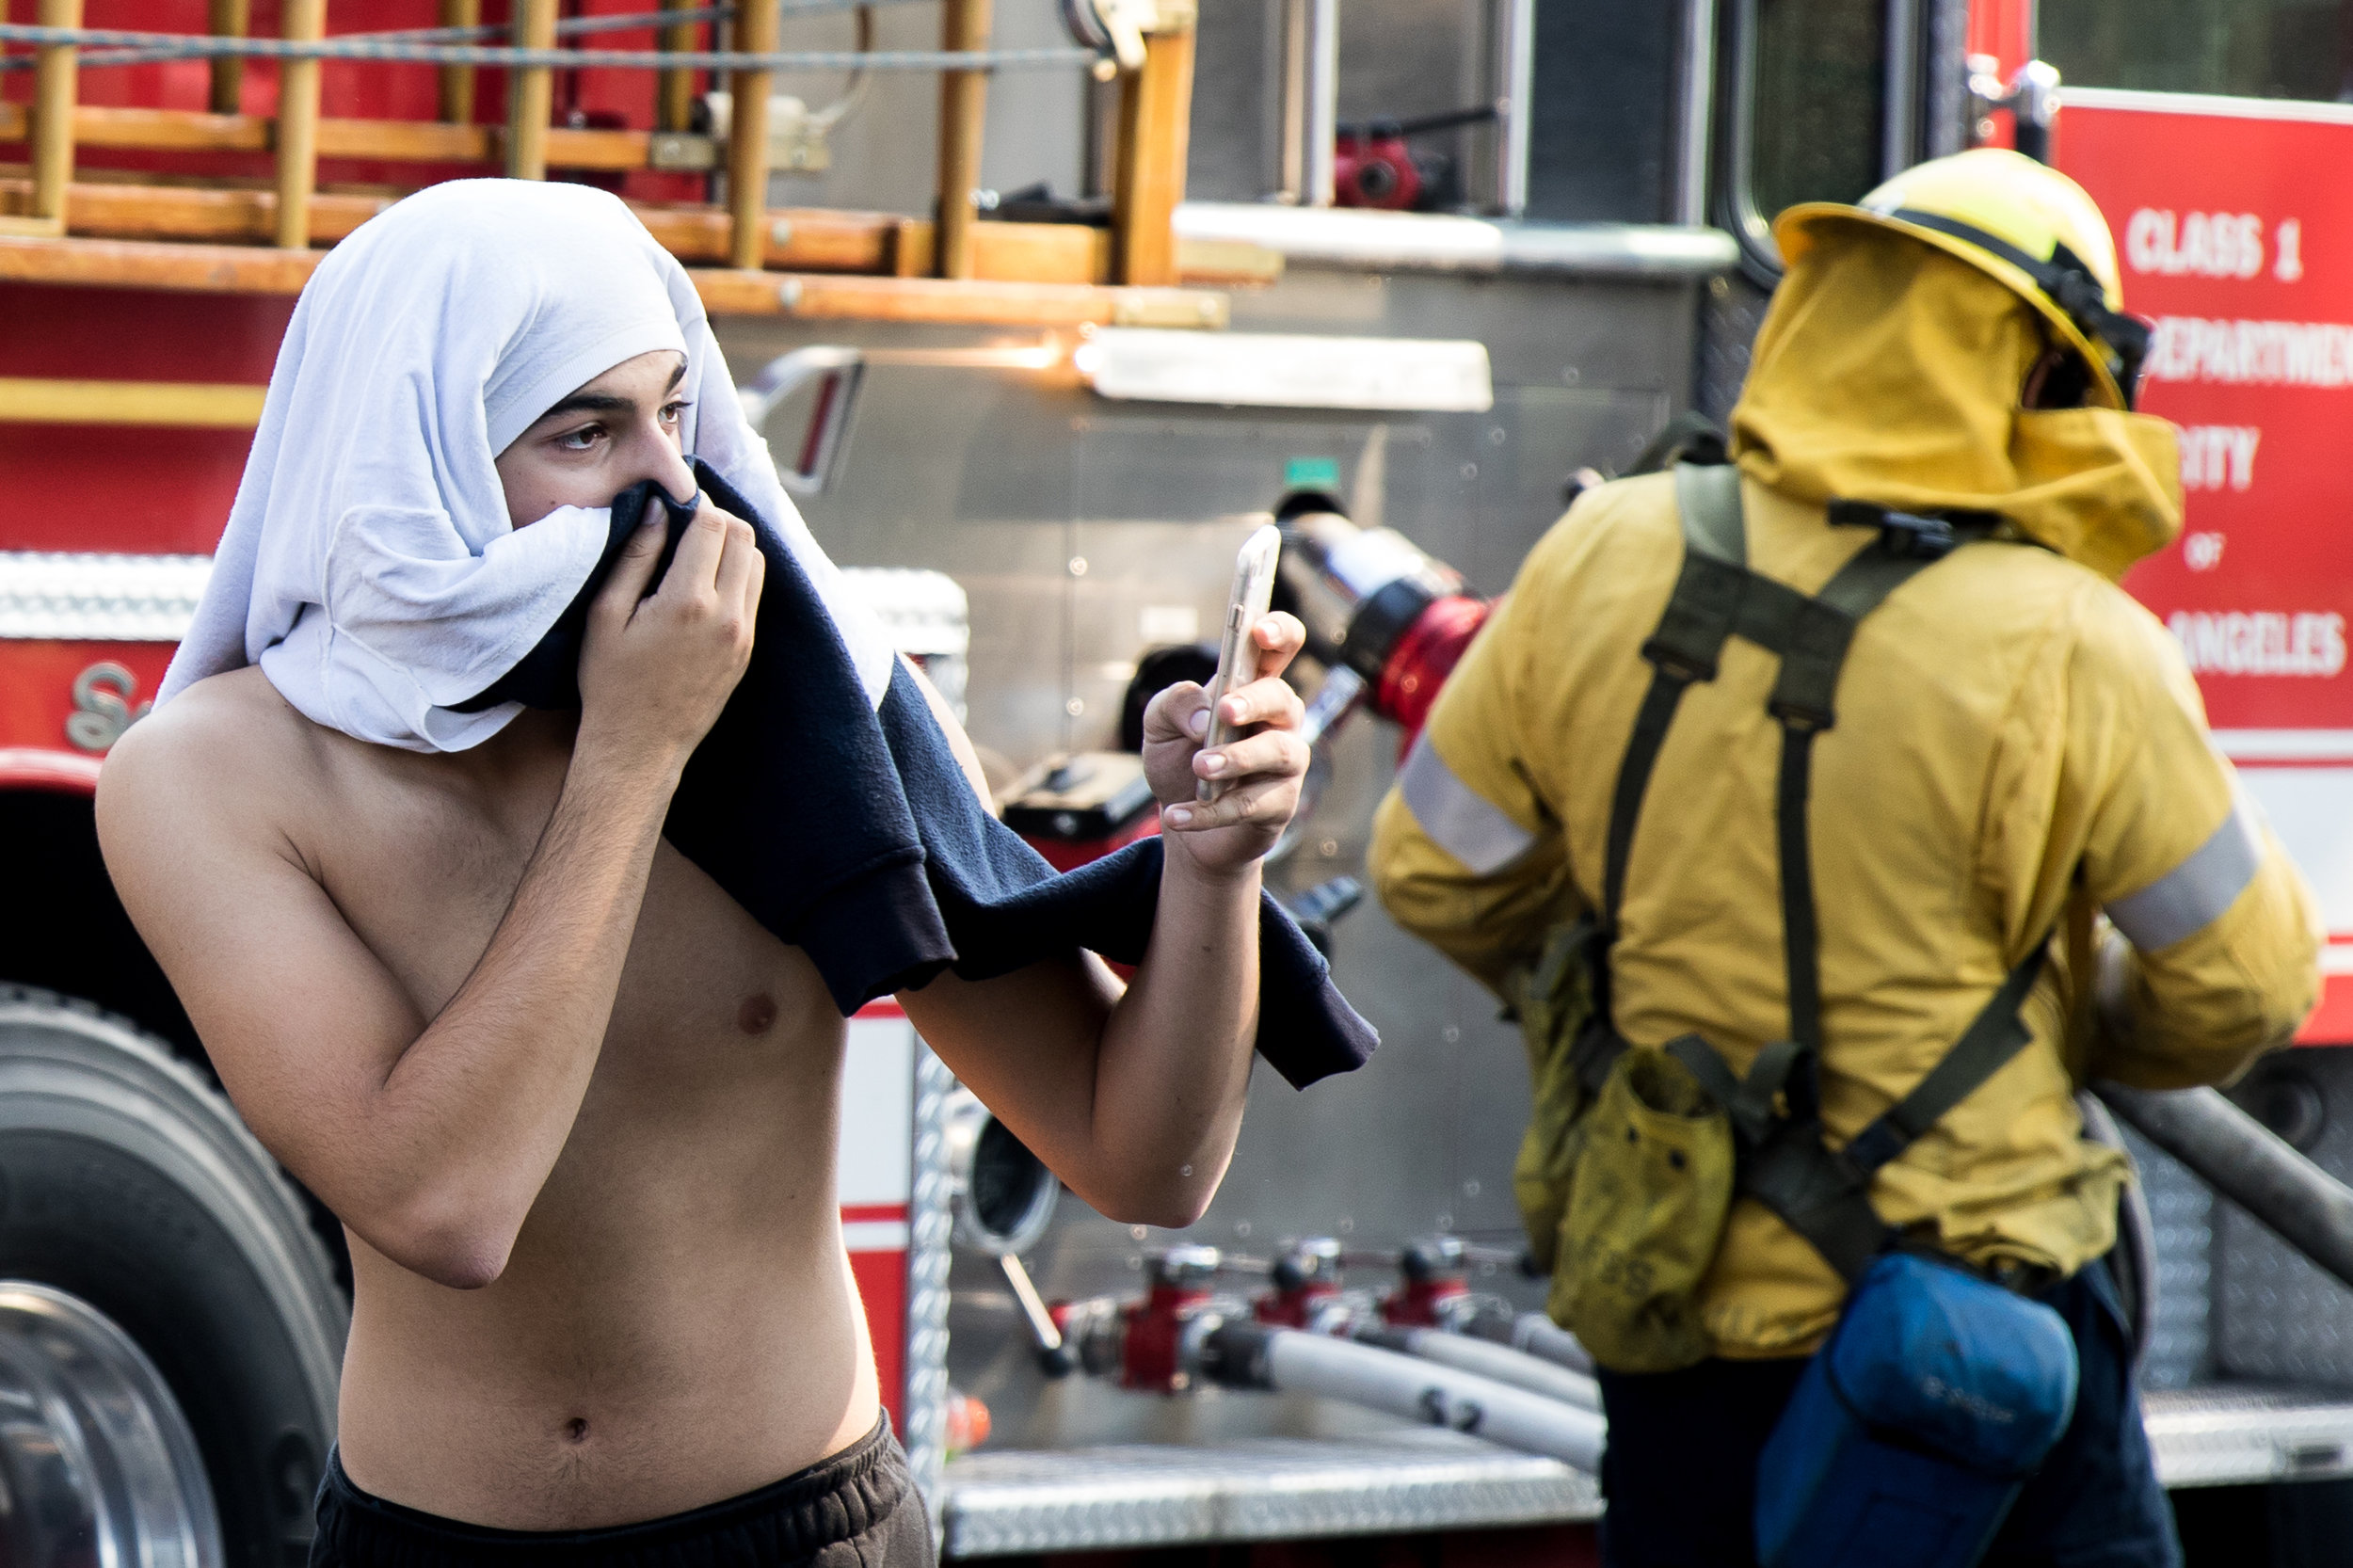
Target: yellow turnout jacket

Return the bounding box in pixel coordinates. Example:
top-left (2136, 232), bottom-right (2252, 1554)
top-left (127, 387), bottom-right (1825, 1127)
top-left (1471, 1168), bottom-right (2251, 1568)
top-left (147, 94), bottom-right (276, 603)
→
top-left (1369, 225), bottom-right (2323, 1359)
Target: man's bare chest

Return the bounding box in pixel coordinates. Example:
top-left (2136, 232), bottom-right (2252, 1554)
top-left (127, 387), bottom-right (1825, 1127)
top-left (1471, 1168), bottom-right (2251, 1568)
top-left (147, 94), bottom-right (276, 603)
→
top-left (302, 744), bottom-right (844, 1136)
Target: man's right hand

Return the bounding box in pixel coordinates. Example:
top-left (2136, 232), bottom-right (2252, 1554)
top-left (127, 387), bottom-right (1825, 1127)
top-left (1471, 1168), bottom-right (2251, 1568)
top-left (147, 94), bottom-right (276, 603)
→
top-left (577, 502), bottom-right (764, 773)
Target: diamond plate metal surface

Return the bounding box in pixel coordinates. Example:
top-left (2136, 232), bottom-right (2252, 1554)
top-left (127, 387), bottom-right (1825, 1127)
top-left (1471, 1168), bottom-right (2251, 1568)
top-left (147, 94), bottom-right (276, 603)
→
top-left (2215, 1050), bottom-right (2353, 1387)
top-left (2122, 1124), bottom-right (2216, 1389)
top-left (938, 1388), bottom-right (2353, 1552)
top-left (939, 1432), bottom-right (1599, 1557)
top-left (2145, 1385), bottom-right (2353, 1489)
top-left (1695, 273), bottom-right (1769, 427)
top-left (904, 1045), bottom-right (956, 1525)
top-left (0, 552), bottom-right (214, 641)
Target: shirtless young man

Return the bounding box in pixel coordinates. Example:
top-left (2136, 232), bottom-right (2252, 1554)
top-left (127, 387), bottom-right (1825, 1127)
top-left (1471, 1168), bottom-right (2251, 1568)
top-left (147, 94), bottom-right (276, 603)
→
top-left (96, 184), bottom-right (1312, 1566)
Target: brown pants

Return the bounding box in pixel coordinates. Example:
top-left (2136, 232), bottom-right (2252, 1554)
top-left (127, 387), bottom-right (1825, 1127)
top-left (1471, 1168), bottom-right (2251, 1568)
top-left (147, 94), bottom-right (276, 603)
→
top-left (311, 1416), bottom-right (935, 1567)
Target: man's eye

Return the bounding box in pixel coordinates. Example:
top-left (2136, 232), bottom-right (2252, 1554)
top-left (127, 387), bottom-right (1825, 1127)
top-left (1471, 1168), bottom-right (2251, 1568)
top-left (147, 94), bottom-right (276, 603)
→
top-left (660, 400), bottom-right (691, 425)
top-left (555, 425), bottom-right (604, 451)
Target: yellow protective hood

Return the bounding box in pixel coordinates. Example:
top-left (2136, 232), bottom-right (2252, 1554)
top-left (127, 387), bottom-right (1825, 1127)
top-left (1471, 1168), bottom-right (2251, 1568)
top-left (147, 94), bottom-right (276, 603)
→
top-left (1731, 221), bottom-right (2182, 581)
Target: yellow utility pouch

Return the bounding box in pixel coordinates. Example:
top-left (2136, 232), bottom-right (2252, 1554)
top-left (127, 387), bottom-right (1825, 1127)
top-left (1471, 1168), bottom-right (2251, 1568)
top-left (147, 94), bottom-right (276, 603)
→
top-left (1552, 1044), bottom-right (1735, 1372)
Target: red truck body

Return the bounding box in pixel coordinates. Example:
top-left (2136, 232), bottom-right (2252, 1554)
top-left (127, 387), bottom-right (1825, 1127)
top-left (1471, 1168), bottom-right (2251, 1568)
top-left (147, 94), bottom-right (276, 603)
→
top-left (10, 1), bottom-right (2353, 1563)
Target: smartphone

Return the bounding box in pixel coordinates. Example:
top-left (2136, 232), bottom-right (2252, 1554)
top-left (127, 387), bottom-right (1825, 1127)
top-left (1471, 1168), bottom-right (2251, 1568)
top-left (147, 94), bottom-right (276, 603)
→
top-left (1198, 524), bottom-right (1284, 804)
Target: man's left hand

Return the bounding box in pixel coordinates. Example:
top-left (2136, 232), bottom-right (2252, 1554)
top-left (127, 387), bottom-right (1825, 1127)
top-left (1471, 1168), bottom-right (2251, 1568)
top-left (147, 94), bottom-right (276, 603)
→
top-left (1141, 612), bottom-right (1310, 877)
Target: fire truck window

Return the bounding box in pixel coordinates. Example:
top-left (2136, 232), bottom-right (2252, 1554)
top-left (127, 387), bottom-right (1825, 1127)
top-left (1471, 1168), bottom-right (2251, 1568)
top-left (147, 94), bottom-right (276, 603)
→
top-left (1527, 3), bottom-right (1680, 222)
top-left (2043, 0), bottom-right (2353, 102)
top-left (1750, 0), bottom-right (1889, 219)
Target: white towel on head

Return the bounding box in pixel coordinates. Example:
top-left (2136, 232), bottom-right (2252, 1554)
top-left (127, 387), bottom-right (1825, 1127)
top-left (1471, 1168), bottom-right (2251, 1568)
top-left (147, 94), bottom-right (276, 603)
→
top-left (157, 178), bottom-right (893, 750)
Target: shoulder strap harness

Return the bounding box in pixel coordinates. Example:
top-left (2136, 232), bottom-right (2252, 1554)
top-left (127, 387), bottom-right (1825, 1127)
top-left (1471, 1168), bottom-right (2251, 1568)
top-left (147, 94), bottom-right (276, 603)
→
top-left (1579, 462), bottom-right (2050, 1283)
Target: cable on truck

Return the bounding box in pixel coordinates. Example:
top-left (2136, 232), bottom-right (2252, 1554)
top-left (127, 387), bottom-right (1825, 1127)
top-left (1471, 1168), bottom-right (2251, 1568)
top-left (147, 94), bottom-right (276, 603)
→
top-left (0, 22), bottom-right (1096, 72)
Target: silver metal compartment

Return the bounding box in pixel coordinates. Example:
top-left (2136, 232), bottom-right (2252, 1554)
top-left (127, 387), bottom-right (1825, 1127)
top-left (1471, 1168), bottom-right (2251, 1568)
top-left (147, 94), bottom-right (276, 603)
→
top-left (712, 238), bottom-right (1709, 1482)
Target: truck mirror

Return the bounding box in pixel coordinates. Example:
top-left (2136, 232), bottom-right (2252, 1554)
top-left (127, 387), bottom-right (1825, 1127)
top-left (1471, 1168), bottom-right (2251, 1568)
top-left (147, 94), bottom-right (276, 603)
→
top-left (737, 345), bottom-right (867, 498)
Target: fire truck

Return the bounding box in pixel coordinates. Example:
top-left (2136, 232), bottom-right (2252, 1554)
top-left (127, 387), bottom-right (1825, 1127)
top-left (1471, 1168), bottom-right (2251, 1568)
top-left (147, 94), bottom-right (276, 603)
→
top-left (8, 0), bottom-right (2353, 1561)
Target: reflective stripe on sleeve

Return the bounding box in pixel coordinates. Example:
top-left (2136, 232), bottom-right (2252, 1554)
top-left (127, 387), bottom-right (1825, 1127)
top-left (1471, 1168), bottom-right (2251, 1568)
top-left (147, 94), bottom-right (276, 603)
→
top-left (2106, 793), bottom-right (2265, 952)
top-left (1398, 728), bottom-right (1535, 875)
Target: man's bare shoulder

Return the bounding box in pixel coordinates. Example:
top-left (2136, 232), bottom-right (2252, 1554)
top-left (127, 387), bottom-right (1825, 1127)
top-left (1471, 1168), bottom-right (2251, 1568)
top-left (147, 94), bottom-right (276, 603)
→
top-left (99, 666), bottom-right (332, 853)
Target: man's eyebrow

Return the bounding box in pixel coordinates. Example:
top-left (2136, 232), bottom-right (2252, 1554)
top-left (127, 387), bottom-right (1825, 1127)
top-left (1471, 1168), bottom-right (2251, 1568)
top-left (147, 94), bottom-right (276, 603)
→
top-left (532, 391), bottom-right (634, 424)
top-left (530, 362), bottom-right (688, 427)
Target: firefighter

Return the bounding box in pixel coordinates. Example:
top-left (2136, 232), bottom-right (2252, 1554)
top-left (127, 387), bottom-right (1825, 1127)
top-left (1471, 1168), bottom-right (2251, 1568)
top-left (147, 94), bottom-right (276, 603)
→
top-left (1369, 149), bottom-right (2322, 1567)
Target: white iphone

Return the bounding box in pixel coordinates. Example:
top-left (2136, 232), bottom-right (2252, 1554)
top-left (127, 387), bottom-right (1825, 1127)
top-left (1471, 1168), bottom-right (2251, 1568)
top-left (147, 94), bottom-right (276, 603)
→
top-left (1198, 523), bottom-right (1284, 804)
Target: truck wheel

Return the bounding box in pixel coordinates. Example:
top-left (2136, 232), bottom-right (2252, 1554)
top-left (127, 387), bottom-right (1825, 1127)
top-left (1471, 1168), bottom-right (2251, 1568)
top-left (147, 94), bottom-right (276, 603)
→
top-left (0, 985), bottom-right (345, 1568)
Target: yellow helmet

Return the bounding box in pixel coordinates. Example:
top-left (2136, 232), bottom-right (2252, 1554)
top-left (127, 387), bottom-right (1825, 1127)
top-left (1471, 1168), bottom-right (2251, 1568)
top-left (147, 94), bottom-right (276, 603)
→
top-left (1775, 148), bottom-right (2150, 410)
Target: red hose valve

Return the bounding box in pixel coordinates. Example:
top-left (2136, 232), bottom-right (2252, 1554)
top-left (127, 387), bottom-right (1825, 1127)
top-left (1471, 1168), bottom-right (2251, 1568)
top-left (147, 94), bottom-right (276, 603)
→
top-left (1254, 1237), bottom-right (1347, 1331)
top-left (1122, 1245), bottom-right (1223, 1393)
top-left (1382, 1236), bottom-right (1473, 1329)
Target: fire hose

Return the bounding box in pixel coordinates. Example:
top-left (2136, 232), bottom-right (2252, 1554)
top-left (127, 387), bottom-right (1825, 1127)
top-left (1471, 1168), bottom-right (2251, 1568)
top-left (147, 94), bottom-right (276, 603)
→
top-left (1045, 1243), bottom-right (1609, 1470)
top-left (1355, 1322), bottom-right (1601, 1411)
top-left (2094, 1080), bottom-right (2353, 1293)
top-left (1203, 1320), bottom-right (1607, 1472)
top-left (1464, 1308), bottom-right (1596, 1375)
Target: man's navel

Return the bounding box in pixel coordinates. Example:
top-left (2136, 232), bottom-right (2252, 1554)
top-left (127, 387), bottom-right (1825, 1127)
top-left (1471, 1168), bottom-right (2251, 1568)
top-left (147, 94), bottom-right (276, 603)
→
top-left (737, 993), bottom-right (777, 1035)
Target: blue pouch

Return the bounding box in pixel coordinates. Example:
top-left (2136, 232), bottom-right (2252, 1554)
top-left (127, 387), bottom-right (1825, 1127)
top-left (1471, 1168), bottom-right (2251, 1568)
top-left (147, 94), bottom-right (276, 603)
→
top-left (1754, 1252), bottom-right (2079, 1568)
